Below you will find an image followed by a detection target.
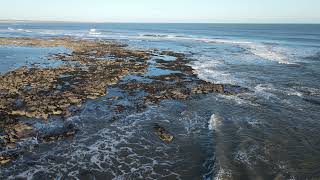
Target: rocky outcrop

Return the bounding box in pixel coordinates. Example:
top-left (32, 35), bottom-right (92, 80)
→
top-left (154, 124), bottom-right (174, 143)
top-left (0, 38), bottom-right (150, 121)
top-left (0, 37), bottom-right (247, 164)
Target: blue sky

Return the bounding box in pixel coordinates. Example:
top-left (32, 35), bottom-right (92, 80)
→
top-left (1, 0), bottom-right (320, 23)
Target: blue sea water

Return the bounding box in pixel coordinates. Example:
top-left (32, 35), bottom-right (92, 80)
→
top-left (1, 23), bottom-right (320, 179)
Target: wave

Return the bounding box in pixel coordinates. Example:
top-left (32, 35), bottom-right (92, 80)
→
top-left (141, 34), bottom-right (169, 38)
top-left (198, 38), bottom-right (295, 65)
top-left (191, 59), bottom-right (238, 85)
top-left (208, 114), bottom-right (222, 131)
top-left (254, 84), bottom-right (279, 100)
top-left (5, 27), bottom-right (293, 66)
top-left (245, 43), bottom-right (295, 65)
top-left (138, 33), bottom-right (295, 65)
top-left (89, 28), bottom-right (101, 35)
top-left (7, 27), bottom-right (32, 33)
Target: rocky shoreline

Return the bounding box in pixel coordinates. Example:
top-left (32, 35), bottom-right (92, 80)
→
top-left (0, 37), bottom-right (245, 165)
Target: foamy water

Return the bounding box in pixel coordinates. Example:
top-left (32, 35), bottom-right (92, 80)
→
top-left (1, 23), bottom-right (320, 179)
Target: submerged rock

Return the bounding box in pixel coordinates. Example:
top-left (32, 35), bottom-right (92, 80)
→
top-left (154, 124), bottom-right (174, 143)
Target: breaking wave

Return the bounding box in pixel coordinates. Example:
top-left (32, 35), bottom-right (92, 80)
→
top-left (7, 27), bottom-right (32, 33)
top-left (191, 59), bottom-right (238, 85)
top-left (139, 33), bottom-right (294, 65)
top-left (208, 114), bottom-right (222, 131)
top-left (196, 38), bottom-right (295, 65)
top-left (245, 43), bottom-right (295, 65)
top-left (88, 28), bottom-right (102, 35)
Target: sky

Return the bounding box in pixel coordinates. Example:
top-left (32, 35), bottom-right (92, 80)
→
top-left (0, 0), bottom-right (320, 23)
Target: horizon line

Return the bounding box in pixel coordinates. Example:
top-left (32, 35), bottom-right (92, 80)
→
top-left (0, 19), bottom-right (320, 24)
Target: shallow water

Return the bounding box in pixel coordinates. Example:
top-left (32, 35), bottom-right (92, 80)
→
top-left (1, 23), bottom-right (320, 179)
top-left (0, 45), bottom-right (70, 74)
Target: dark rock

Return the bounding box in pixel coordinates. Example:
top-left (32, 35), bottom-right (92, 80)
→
top-left (154, 124), bottom-right (174, 143)
top-left (192, 83), bottom-right (225, 94)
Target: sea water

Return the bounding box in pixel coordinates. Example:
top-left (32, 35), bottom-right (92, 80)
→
top-left (1, 23), bottom-right (320, 179)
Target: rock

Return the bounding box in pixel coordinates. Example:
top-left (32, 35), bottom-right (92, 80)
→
top-left (5, 122), bottom-right (33, 143)
top-left (169, 89), bottom-right (189, 99)
top-left (0, 37), bottom-right (151, 121)
top-left (0, 156), bottom-right (12, 165)
top-left (41, 123), bottom-right (78, 143)
top-left (11, 110), bottom-right (26, 116)
top-left (6, 143), bottom-right (17, 149)
top-left (149, 73), bottom-right (187, 82)
top-left (114, 105), bottom-right (126, 113)
top-left (154, 124), bottom-right (174, 143)
top-left (69, 97), bottom-right (81, 104)
top-left (110, 96), bottom-right (120, 100)
top-left (192, 83), bottom-right (224, 94)
top-left (52, 110), bottom-right (63, 115)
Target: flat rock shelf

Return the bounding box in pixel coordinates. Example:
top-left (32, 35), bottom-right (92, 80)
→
top-left (0, 37), bottom-right (245, 166)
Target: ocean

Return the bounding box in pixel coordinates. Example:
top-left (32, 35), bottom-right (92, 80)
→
top-left (1, 23), bottom-right (320, 179)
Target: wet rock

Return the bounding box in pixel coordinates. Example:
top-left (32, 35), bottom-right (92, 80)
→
top-left (156, 59), bottom-right (194, 74)
top-left (114, 105), bottom-right (126, 113)
top-left (154, 124), bottom-right (174, 143)
top-left (0, 151), bottom-right (19, 165)
top-left (192, 82), bottom-right (225, 94)
top-left (0, 38), bottom-right (151, 121)
top-left (110, 96), bottom-right (120, 100)
top-left (2, 122), bottom-right (34, 146)
top-left (168, 88), bottom-right (190, 99)
top-left (40, 123), bottom-right (78, 143)
top-left (223, 84), bottom-right (250, 95)
top-left (148, 73), bottom-right (188, 82)
top-left (0, 37), bottom-right (153, 150)
top-left (0, 155), bottom-right (13, 165)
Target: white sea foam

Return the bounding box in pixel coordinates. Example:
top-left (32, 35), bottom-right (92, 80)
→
top-left (210, 40), bottom-right (293, 65)
top-left (195, 38), bottom-right (252, 45)
top-left (138, 33), bottom-right (294, 65)
top-left (213, 168), bottom-right (233, 180)
top-left (139, 33), bottom-right (251, 45)
top-left (218, 94), bottom-right (258, 106)
top-left (245, 43), bottom-right (295, 65)
top-left (208, 114), bottom-right (221, 131)
top-left (89, 28), bottom-right (101, 35)
top-left (199, 38), bottom-right (295, 65)
top-left (287, 91), bottom-right (303, 97)
top-left (254, 84), bottom-right (278, 100)
top-left (191, 59), bottom-right (238, 85)
top-left (7, 104), bottom-right (188, 179)
top-left (6, 27), bottom-right (32, 33)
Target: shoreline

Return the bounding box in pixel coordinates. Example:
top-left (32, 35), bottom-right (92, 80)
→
top-left (0, 37), bottom-right (243, 165)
